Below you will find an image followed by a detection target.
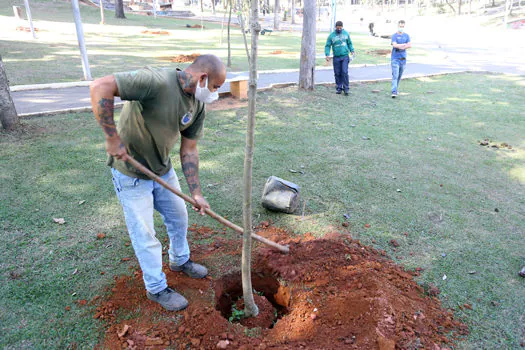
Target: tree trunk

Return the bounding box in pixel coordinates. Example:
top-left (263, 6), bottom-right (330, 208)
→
top-left (115, 0), bottom-right (126, 18)
top-left (458, 0), bottom-right (462, 14)
top-left (23, 0), bottom-right (37, 39)
top-left (444, 0), bottom-right (456, 13)
top-left (291, 0), bottom-right (295, 24)
top-left (200, 0), bottom-right (204, 12)
top-left (273, 0), bottom-right (280, 29)
top-left (241, 0), bottom-right (260, 320)
top-left (0, 56), bottom-right (20, 131)
top-left (227, 0), bottom-right (232, 67)
top-left (299, 0), bottom-right (315, 90)
top-left (238, 0), bottom-right (250, 59)
top-left (99, 0), bottom-right (105, 24)
top-left (211, 0), bottom-right (216, 14)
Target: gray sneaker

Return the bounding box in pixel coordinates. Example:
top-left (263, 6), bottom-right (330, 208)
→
top-left (170, 259), bottom-right (208, 278)
top-left (146, 287), bottom-right (188, 311)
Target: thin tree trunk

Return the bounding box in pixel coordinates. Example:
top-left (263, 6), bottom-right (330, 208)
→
top-left (200, 0), bottom-right (204, 12)
top-left (72, 0), bottom-right (92, 80)
top-left (227, 0), bottom-right (232, 67)
top-left (23, 0), bottom-right (36, 39)
top-left (238, 0), bottom-right (250, 59)
top-left (444, 0), bottom-right (456, 13)
top-left (99, 0), bottom-right (105, 24)
top-left (211, 0), bottom-right (216, 14)
top-left (115, 0), bottom-right (126, 18)
top-left (0, 56), bottom-right (20, 131)
top-left (241, 0), bottom-right (261, 320)
top-left (299, 0), bottom-right (315, 89)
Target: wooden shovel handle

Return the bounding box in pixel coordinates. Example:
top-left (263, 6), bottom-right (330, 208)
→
top-left (124, 156), bottom-right (289, 254)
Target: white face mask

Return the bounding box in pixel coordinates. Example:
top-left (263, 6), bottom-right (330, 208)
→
top-left (195, 77), bottom-right (219, 104)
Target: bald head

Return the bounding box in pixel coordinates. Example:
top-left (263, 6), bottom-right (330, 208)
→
top-left (181, 54), bottom-right (226, 94)
top-left (189, 54), bottom-right (226, 77)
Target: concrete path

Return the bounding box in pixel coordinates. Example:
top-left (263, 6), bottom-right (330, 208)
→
top-left (11, 62), bottom-right (473, 116)
top-left (9, 12), bottom-right (525, 117)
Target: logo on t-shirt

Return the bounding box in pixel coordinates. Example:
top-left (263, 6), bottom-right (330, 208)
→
top-left (181, 111), bottom-right (192, 126)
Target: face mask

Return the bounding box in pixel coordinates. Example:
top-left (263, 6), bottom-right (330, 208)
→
top-left (398, 27), bottom-right (404, 33)
top-left (335, 29), bottom-right (342, 34)
top-left (195, 77), bottom-right (219, 104)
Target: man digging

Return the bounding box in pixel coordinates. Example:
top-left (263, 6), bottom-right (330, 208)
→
top-left (90, 54), bottom-right (227, 311)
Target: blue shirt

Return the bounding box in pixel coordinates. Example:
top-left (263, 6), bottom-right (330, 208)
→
top-left (391, 32), bottom-right (410, 60)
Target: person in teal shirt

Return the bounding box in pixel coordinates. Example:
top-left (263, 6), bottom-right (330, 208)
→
top-left (325, 21), bottom-right (355, 95)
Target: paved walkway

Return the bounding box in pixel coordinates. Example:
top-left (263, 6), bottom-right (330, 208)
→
top-left (11, 62), bottom-right (475, 116)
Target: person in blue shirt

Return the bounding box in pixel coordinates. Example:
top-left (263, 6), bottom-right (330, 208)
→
top-left (391, 20), bottom-right (411, 98)
top-left (325, 21), bottom-right (355, 96)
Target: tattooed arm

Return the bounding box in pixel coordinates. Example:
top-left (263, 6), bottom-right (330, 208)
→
top-left (89, 75), bottom-right (127, 159)
top-left (180, 136), bottom-right (210, 215)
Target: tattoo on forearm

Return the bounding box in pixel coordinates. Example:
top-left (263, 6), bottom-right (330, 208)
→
top-left (181, 154), bottom-right (200, 194)
top-left (179, 71), bottom-right (196, 90)
top-left (96, 98), bottom-right (116, 137)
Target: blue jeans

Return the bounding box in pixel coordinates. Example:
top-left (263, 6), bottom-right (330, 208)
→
top-left (111, 167), bottom-right (190, 294)
top-left (333, 55), bottom-right (350, 92)
top-left (391, 58), bottom-right (406, 93)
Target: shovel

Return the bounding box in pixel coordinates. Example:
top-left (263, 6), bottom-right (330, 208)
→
top-left (124, 156), bottom-right (289, 254)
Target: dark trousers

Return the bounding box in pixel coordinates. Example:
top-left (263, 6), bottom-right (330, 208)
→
top-left (333, 55), bottom-right (350, 92)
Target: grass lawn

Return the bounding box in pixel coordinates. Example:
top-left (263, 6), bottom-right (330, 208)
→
top-left (0, 0), bottom-right (430, 85)
top-left (1, 73), bottom-right (524, 348)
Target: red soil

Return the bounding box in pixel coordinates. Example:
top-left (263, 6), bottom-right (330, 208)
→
top-left (141, 30), bottom-right (170, 35)
top-left (162, 53), bottom-right (201, 63)
top-left (94, 225), bottom-right (467, 349)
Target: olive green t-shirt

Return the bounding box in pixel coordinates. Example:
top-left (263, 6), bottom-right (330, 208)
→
top-left (110, 67), bottom-right (205, 179)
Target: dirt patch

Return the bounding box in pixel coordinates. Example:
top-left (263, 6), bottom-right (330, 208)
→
top-left (207, 96), bottom-right (248, 111)
top-left (367, 49), bottom-right (392, 57)
top-left (270, 50), bottom-right (296, 55)
top-left (161, 53), bottom-right (201, 63)
top-left (186, 24), bottom-right (205, 29)
top-left (141, 30), bottom-right (170, 35)
top-left (16, 26), bottom-right (40, 32)
top-left (95, 226), bottom-right (467, 349)
top-left (478, 138), bottom-right (514, 150)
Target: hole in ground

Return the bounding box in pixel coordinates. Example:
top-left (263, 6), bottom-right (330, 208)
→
top-left (214, 272), bottom-right (290, 329)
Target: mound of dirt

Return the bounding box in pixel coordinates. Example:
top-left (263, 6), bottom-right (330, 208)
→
top-left (16, 26), bottom-right (40, 32)
top-left (162, 53), bottom-right (201, 63)
top-left (141, 30), bottom-right (170, 35)
top-left (94, 226), bottom-right (467, 349)
top-left (270, 50), bottom-right (296, 55)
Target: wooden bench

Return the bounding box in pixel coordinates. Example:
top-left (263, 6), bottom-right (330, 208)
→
top-left (227, 75), bottom-right (249, 99)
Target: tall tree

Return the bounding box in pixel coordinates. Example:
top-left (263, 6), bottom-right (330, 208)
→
top-left (99, 0), bottom-right (105, 24)
top-left (291, 0), bottom-right (296, 24)
top-left (115, 0), bottom-right (126, 18)
top-left (273, 0), bottom-right (280, 29)
top-left (299, 0), bottom-right (316, 89)
top-left (227, 0), bottom-right (233, 67)
top-left (241, 0), bottom-right (261, 319)
top-left (0, 56), bottom-right (20, 131)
